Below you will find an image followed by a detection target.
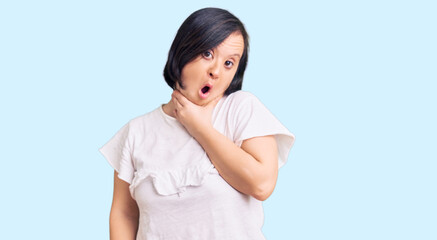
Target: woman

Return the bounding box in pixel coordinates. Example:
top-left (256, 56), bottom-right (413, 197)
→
top-left (99, 7), bottom-right (295, 240)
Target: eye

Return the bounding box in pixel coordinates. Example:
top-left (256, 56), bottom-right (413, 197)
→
top-left (224, 60), bottom-right (234, 68)
top-left (202, 51), bottom-right (213, 59)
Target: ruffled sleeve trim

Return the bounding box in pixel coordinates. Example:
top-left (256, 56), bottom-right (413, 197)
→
top-left (99, 121), bottom-right (135, 184)
top-left (230, 91), bottom-right (296, 169)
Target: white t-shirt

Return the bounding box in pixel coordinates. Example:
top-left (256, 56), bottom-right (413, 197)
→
top-left (99, 90), bottom-right (295, 240)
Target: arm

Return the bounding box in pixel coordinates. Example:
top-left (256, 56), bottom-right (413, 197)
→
top-left (172, 91), bottom-right (279, 201)
top-left (196, 129), bottom-right (278, 201)
top-left (109, 170), bottom-right (139, 240)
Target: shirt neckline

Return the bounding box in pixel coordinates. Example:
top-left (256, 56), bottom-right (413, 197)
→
top-left (159, 104), bottom-right (178, 122)
top-left (158, 96), bottom-right (227, 123)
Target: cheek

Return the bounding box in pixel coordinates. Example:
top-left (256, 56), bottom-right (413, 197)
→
top-left (181, 63), bottom-right (203, 83)
top-left (180, 67), bottom-right (194, 87)
top-left (217, 76), bottom-right (233, 92)
top-left (223, 69), bottom-right (238, 85)
top-left (180, 65), bottom-right (192, 79)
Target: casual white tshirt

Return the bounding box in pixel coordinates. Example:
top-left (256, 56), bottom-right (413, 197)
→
top-left (99, 90), bottom-right (295, 240)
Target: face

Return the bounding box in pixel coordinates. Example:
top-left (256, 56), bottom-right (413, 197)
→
top-left (177, 32), bottom-right (245, 106)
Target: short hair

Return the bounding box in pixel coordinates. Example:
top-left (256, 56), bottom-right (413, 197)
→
top-left (163, 7), bottom-right (249, 96)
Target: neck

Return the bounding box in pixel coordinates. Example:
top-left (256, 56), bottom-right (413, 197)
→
top-left (162, 100), bottom-right (176, 118)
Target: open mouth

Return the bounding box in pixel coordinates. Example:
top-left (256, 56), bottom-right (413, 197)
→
top-left (199, 84), bottom-right (212, 99)
top-left (201, 86), bottom-right (210, 94)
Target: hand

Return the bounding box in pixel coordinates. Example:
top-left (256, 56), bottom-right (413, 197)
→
top-left (171, 90), bottom-right (222, 138)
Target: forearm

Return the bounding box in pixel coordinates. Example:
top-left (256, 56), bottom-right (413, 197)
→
top-left (193, 127), bottom-right (271, 199)
top-left (109, 210), bottom-right (139, 240)
top-left (169, 90), bottom-right (278, 200)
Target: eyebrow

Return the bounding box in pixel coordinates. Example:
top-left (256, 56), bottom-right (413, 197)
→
top-left (228, 53), bottom-right (241, 59)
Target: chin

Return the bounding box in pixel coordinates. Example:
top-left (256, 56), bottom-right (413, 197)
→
top-left (193, 98), bottom-right (210, 106)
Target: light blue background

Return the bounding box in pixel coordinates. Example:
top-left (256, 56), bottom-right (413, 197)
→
top-left (1, 0), bottom-right (436, 239)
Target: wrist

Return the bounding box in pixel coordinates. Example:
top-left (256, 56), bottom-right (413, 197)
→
top-left (189, 123), bottom-right (215, 142)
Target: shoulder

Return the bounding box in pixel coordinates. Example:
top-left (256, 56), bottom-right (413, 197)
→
top-left (125, 106), bottom-right (161, 130)
top-left (227, 90), bottom-right (257, 100)
top-left (219, 91), bottom-right (266, 123)
top-left (226, 90), bottom-right (260, 105)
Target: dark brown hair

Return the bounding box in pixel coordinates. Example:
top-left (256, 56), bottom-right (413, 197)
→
top-left (163, 7), bottom-right (249, 95)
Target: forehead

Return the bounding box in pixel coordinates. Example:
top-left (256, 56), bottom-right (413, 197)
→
top-left (215, 32), bottom-right (244, 56)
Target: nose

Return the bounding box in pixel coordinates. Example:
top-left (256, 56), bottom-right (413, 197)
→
top-left (208, 61), bottom-right (220, 80)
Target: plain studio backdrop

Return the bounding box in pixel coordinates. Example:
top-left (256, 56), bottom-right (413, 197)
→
top-left (0, 0), bottom-right (436, 239)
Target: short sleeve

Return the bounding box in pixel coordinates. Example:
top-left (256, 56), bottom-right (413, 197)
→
top-left (231, 92), bottom-right (296, 169)
top-left (98, 121), bottom-right (135, 184)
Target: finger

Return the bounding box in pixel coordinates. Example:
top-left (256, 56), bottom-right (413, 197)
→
top-left (172, 95), bottom-right (183, 109)
top-left (173, 109), bottom-right (179, 120)
top-left (172, 90), bottom-right (190, 107)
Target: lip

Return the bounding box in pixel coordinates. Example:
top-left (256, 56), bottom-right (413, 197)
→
top-left (199, 83), bottom-right (213, 99)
